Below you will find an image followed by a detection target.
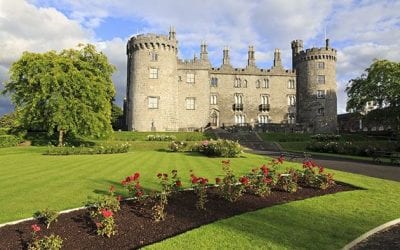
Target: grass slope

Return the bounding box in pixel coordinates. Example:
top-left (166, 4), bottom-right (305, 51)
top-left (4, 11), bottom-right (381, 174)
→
top-left (1, 145), bottom-right (399, 249)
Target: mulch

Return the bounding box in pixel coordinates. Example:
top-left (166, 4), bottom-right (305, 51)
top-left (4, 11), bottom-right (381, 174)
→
top-left (352, 223), bottom-right (400, 249)
top-left (0, 183), bottom-right (356, 250)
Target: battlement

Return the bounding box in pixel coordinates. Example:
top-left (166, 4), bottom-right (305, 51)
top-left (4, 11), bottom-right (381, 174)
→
top-left (127, 33), bottom-right (178, 54)
top-left (209, 66), bottom-right (295, 76)
top-left (293, 47), bottom-right (337, 63)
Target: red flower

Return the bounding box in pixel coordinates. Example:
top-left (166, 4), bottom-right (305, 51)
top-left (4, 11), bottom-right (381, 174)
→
top-left (175, 180), bottom-right (182, 187)
top-left (319, 166), bottom-right (324, 173)
top-left (121, 180), bottom-right (127, 186)
top-left (137, 191), bottom-right (143, 197)
top-left (191, 177), bottom-right (198, 184)
top-left (260, 165), bottom-right (269, 175)
top-left (277, 155), bottom-right (284, 164)
top-left (215, 177), bottom-right (221, 184)
top-left (31, 224), bottom-right (41, 232)
top-left (200, 178), bottom-right (208, 185)
top-left (125, 176), bottom-right (132, 183)
top-left (263, 177), bottom-right (272, 184)
top-left (135, 182), bottom-right (141, 189)
top-left (239, 176), bottom-right (249, 185)
top-left (157, 173), bottom-right (162, 178)
top-left (109, 185), bottom-right (115, 193)
top-left (101, 209), bottom-right (113, 218)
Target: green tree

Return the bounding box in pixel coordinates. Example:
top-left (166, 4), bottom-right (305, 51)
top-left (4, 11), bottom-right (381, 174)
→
top-left (346, 59), bottom-right (400, 111)
top-left (111, 102), bottom-right (124, 130)
top-left (2, 44), bottom-right (116, 146)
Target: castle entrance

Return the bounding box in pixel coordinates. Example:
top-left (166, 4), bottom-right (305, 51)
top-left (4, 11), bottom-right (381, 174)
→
top-left (210, 110), bottom-right (219, 127)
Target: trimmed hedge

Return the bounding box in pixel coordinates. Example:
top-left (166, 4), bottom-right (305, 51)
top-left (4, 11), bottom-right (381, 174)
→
top-left (44, 143), bottom-right (130, 155)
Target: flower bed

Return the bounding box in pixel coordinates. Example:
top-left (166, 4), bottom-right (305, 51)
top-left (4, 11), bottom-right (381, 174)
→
top-left (0, 157), bottom-right (357, 249)
top-left (44, 143), bottom-right (130, 155)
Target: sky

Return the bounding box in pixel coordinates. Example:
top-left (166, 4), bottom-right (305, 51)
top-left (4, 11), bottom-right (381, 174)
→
top-left (0, 0), bottom-right (399, 116)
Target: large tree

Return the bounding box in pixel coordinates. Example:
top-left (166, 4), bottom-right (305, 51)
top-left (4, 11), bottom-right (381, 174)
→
top-left (346, 59), bottom-right (400, 111)
top-left (2, 44), bottom-right (116, 145)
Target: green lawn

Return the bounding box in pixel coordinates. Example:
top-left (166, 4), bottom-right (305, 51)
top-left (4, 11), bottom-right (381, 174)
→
top-left (1, 145), bottom-right (400, 249)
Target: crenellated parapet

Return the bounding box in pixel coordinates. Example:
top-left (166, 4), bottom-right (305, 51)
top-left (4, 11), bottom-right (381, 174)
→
top-left (127, 34), bottom-right (178, 55)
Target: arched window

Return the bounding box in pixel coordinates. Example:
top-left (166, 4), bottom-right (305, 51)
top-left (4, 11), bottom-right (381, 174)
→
top-left (256, 80), bottom-right (261, 88)
top-left (288, 95), bottom-right (296, 106)
top-left (262, 79), bottom-right (269, 88)
top-left (243, 80), bottom-right (247, 88)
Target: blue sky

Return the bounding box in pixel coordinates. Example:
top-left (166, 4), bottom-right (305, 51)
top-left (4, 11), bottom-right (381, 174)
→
top-left (1, 0), bottom-right (400, 116)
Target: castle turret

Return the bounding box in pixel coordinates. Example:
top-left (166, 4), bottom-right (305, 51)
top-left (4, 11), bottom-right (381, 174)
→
top-left (222, 46), bottom-right (230, 66)
top-left (247, 46), bottom-right (255, 67)
top-left (126, 31), bottom-right (179, 131)
top-left (273, 49), bottom-right (282, 68)
top-left (200, 41), bottom-right (209, 61)
top-left (292, 39), bottom-right (337, 133)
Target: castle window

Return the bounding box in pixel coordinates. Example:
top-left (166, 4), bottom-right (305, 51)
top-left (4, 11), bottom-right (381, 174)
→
top-left (186, 97), bottom-right (196, 110)
top-left (317, 90), bottom-right (326, 98)
top-left (318, 107), bottom-right (325, 116)
top-left (258, 115), bottom-right (268, 124)
top-left (243, 80), bottom-right (248, 88)
top-left (256, 80), bottom-right (261, 88)
top-left (234, 93), bottom-right (243, 104)
top-left (288, 80), bottom-right (295, 89)
top-left (150, 51), bottom-right (158, 61)
top-left (317, 75), bottom-right (325, 84)
top-left (261, 95), bottom-right (269, 105)
top-left (148, 96), bottom-right (159, 109)
top-left (210, 94), bottom-right (217, 105)
top-left (288, 95), bottom-right (296, 106)
top-left (235, 114), bottom-right (245, 125)
top-left (318, 62), bottom-right (325, 69)
top-left (187, 73), bottom-right (195, 83)
top-left (211, 77), bottom-right (218, 87)
top-left (234, 78), bottom-right (241, 88)
top-left (149, 68), bottom-right (158, 79)
top-left (262, 79), bottom-right (269, 88)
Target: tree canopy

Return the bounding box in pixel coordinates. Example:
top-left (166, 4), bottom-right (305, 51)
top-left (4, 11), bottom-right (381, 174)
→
top-left (2, 44), bottom-right (116, 145)
top-left (346, 59), bottom-right (400, 111)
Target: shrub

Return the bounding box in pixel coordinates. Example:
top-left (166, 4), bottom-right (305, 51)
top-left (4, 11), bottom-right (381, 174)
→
top-left (300, 161), bottom-right (335, 189)
top-left (44, 143), bottom-right (130, 155)
top-left (247, 164), bottom-right (278, 197)
top-left (121, 173), bottom-right (143, 200)
top-left (168, 141), bottom-right (187, 152)
top-left (276, 169), bottom-right (299, 193)
top-left (95, 209), bottom-right (117, 238)
top-left (147, 134), bottom-right (176, 141)
top-left (152, 171), bottom-right (181, 221)
top-left (28, 224), bottom-right (63, 250)
top-left (216, 160), bottom-right (245, 202)
top-left (193, 139), bottom-right (242, 157)
top-left (0, 134), bottom-right (21, 147)
top-left (33, 208), bottom-right (59, 229)
top-left (190, 172), bottom-right (208, 210)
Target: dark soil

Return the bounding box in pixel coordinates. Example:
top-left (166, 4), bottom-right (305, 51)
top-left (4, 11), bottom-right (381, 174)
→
top-left (0, 183), bottom-right (356, 250)
top-left (352, 223), bottom-right (400, 249)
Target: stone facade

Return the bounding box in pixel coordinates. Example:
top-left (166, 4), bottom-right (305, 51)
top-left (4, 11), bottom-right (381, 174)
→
top-left (125, 28), bottom-right (337, 132)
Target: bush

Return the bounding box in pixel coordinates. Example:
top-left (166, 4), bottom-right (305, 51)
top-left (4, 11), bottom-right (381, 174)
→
top-left (147, 134), bottom-right (176, 141)
top-left (193, 139), bottom-right (243, 157)
top-left (0, 135), bottom-right (21, 147)
top-left (44, 143), bottom-right (130, 155)
top-left (311, 134), bottom-right (341, 141)
top-left (168, 141), bottom-right (187, 152)
top-left (33, 208), bottom-right (59, 229)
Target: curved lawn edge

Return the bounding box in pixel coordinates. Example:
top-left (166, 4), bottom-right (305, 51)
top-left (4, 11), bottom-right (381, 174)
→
top-left (342, 218), bottom-right (400, 250)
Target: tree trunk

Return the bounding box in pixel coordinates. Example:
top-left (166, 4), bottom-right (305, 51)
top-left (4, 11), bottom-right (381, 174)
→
top-left (58, 129), bottom-right (64, 147)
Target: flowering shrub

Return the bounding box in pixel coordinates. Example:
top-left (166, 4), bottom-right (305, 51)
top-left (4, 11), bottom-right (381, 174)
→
top-left (121, 172), bottom-right (144, 200)
top-left (95, 209), bottom-right (117, 238)
top-left (28, 224), bottom-right (63, 250)
top-left (216, 160), bottom-right (245, 202)
top-left (44, 143), bottom-right (130, 155)
top-left (276, 169), bottom-right (299, 193)
top-left (152, 171), bottom-right (181, 221)
top-left (168, 141), bottom-right (187, 152)
top-left (300, 160), bottom-right (335, 189)
top-left (247, 164), bottom-right (277, 197)
top-left (190, 172), bottom-right (208, 210)
top-left (33, 208), bottom-right (59, 229)
top-left (147, 134), bottom-right (176, 141)
top-left (193, 139), bottom-right (242, 157)
top-left (87, 185), bottom-right (121, 216)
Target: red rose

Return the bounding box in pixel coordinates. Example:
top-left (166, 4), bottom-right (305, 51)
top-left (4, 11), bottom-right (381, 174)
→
top-left (215, 177), bottom-right (221, 184)
top-left (239, 176), bottom-right (249, 185)
top-left (121, 180), bottom-right (127, 186)
top-left (175, 180), bottom-right (182, 187)
top-left (200, 178), bottom-right (208, 185)
top-left (263, 177), bottom-right (272, 184)
top-left (31, 224), bottom-right (41, 232)
top-left (133, 172), bottom-right (140, 181)
top-left (191, 177), bottom-right (198, 184)
top-left (101, 209), bottom-right (113, 218)
top-left (319, 166), bottom-right (324, 173)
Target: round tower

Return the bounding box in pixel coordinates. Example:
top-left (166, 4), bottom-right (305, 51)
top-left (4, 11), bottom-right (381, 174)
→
top-left (126, 29), bottom-right (178, 131)
top-left (292, 39), bottom-right (337, 133)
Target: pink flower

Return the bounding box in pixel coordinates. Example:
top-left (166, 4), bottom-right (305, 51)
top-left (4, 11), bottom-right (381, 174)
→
top-left (31, 224), bottom-right (41, 232)
top-left (101, 209), bottom-right (113, 218)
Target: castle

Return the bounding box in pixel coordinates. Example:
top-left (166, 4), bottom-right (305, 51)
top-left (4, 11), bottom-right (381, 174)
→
top-left (125, 27), bottom-right (337, 132)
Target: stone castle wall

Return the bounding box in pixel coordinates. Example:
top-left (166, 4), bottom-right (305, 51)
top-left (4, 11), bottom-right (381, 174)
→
top-left (126, 29), bottom-right (338, 132)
